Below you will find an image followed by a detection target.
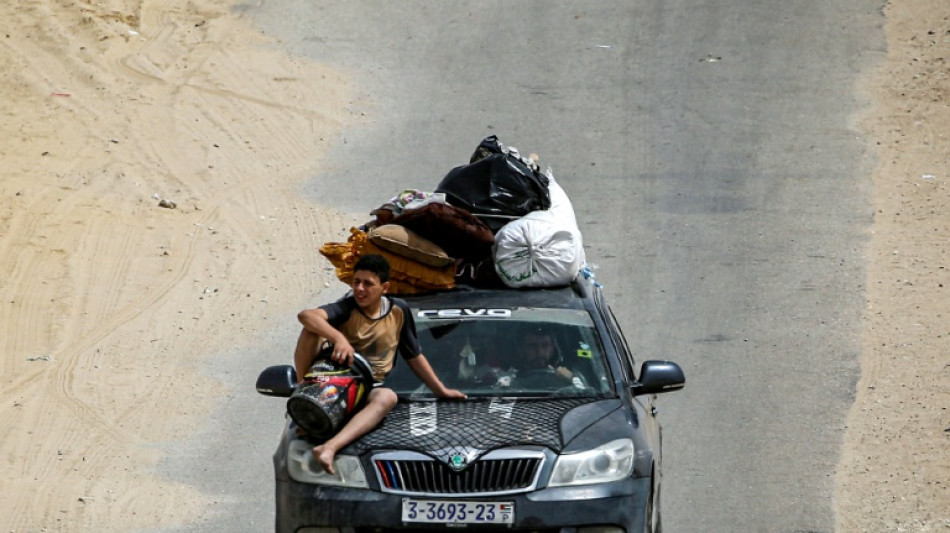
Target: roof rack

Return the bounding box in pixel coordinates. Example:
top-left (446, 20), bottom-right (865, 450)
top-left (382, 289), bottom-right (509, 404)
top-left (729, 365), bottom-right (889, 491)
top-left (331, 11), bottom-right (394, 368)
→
top-left (389, 269), bottom-right (598, 299)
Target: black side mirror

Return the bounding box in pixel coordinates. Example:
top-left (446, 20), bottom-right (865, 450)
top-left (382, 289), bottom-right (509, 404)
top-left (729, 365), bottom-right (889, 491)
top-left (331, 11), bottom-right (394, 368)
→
top-left (631, 360), bottom-right (685, 396)
top-left (256, 365), bottom-right (298, 397)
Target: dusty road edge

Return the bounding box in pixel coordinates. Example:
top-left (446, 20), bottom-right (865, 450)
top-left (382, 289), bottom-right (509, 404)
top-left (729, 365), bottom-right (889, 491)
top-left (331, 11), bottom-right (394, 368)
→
top-left (836, 1), bottom-right (950, 531)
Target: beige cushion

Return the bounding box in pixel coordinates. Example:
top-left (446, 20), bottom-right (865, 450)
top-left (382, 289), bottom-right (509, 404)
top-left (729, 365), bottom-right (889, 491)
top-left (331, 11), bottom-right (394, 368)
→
top-left (368, 225), bottom-right (455, 267)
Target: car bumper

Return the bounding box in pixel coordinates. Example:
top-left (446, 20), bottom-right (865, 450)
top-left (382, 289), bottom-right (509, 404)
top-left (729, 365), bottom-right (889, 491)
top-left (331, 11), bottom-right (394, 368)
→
top-left (275, 477), bottom-right (650, 533)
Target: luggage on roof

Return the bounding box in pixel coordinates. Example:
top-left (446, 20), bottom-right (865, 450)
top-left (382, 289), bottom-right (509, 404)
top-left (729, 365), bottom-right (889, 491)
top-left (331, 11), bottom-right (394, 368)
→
top-left (319, 228), bottom-right (456, 294)
top-left (435, 135), bottom-right (552, 233)
top-left (319, 136), bottom-right (588, 293)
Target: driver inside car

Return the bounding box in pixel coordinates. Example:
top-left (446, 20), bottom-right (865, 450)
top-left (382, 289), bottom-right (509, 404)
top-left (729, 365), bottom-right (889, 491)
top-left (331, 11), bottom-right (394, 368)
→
top-left (517, 326), bottom-right (574, 381)
top-left (459, 325), bottom-right (586, 390)
top-left (493, 326), bottom-right (588, 390)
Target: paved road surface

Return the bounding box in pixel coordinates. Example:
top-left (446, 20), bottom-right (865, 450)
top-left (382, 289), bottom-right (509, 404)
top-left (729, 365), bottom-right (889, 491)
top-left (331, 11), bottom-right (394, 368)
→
top-left (150, 2), bottom-right (885, 532)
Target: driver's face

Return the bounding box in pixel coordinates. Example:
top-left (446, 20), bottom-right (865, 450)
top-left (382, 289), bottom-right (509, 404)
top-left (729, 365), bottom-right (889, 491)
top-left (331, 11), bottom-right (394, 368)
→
top-left (522, 333), bottom-right (555, 368)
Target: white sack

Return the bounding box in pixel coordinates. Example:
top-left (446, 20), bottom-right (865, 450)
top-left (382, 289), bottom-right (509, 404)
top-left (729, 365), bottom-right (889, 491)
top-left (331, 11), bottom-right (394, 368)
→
top-left (493, 208), bottom-right (585, 288)
top-left (546, 174), bottom-right (578, 228)
top-left (544, 175), bottom-right (586, 267)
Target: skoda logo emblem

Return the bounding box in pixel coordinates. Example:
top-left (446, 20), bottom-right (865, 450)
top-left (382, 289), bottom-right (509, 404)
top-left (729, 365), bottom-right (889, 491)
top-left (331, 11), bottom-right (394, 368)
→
top-left (448, 454), bottom-right (467, 472)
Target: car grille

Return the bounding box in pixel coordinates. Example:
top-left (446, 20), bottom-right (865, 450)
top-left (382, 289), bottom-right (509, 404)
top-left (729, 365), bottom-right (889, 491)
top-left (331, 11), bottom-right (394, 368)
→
top-left (355, 529), bottom-right (563, 533)
top-left (375, 456), bottom-right (542, 495)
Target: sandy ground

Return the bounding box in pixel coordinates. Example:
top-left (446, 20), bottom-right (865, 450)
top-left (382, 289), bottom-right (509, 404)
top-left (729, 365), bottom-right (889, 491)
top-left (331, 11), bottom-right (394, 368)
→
top-left (0, 0), bottom-right (360, 530)
top-left (835, 1), bottom-right (950, 531)
top-left (0, 1), bottom-right (945, 532)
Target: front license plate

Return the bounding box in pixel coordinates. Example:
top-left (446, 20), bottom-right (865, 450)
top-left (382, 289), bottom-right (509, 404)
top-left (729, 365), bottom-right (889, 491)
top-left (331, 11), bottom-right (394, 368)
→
top-left (401, 498), bottom-right (514, 524)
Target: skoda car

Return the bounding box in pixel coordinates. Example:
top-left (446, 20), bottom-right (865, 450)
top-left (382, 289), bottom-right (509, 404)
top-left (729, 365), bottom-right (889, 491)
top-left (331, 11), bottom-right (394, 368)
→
top-left (256, 275), bottom-right (685, 533)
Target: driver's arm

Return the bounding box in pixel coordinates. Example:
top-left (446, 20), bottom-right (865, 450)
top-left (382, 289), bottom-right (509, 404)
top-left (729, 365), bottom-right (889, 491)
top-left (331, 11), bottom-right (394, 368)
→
top-left (554, 366), bottom-right (573, 381)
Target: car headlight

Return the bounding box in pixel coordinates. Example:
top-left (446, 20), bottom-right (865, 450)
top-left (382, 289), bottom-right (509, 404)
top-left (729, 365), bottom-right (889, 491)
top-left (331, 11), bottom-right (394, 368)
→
top-left (287, 439), bottom-right (368, 488)
top-left (548, 438), bottom-right (635, 487)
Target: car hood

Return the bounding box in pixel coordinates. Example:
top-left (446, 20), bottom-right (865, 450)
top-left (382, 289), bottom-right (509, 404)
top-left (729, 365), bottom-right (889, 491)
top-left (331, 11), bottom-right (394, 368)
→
top-left (343, 397), bottom-right (622, 465)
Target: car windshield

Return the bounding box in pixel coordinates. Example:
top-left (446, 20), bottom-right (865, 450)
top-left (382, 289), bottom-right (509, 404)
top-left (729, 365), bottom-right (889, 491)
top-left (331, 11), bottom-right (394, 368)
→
top-left (383, 307), bottom-right (614, 399)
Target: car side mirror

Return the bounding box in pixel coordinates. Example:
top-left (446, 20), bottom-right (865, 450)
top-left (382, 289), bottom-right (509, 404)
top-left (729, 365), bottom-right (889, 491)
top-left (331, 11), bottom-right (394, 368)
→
top-left (256, 365), bottom-right (298, 397)
top-left (631, 360), bottom-right (685, 396)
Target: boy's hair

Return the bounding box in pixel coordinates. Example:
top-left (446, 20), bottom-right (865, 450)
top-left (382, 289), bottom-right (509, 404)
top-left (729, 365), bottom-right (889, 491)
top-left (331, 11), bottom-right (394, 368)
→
top-left (353, 254), bottom-right (391, 283)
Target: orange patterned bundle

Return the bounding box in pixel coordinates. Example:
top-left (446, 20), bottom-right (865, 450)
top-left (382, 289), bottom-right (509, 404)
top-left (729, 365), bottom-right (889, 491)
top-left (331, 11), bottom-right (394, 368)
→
top-left (319, 227), bottom-right (455, 294)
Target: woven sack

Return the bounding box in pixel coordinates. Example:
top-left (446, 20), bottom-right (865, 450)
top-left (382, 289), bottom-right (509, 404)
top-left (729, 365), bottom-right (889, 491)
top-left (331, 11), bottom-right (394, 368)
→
top-left (368, 225), bottom-right (454, 268)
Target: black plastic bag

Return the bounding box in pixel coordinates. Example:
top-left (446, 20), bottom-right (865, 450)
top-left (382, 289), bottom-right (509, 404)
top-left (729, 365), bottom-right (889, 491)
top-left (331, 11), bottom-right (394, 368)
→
top-left (469, 134), bottom-right (508, 163)
top-left (435, 136), bottom-right (551, 233)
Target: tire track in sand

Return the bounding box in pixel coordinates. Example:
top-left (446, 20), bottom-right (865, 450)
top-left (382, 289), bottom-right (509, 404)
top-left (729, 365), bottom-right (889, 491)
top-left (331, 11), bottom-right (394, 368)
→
top-left (1, 1), bottom-right (356, 530)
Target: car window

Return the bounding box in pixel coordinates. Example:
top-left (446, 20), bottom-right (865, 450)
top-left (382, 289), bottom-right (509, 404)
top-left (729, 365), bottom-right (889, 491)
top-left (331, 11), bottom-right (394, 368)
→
top-left (383, 307), bottom-right (615, 398)
top-left (606, 306), bottom-right (637, 380)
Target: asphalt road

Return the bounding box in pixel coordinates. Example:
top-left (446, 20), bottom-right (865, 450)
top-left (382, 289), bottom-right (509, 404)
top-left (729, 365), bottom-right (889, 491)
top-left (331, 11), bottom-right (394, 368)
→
top-left (150, 2), bottom-right (885, 532)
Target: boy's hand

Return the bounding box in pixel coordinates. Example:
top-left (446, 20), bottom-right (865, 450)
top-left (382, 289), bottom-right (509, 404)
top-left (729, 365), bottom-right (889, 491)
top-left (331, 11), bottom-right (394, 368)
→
top-left (438, 388), bottom-right (467, 400)
top-left (329, 340), bottom-right (355, 366)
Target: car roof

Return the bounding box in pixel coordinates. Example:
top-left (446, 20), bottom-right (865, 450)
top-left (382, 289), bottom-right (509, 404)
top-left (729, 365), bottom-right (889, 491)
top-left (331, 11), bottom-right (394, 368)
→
top-left (398, 276), bottom-right (598, 311)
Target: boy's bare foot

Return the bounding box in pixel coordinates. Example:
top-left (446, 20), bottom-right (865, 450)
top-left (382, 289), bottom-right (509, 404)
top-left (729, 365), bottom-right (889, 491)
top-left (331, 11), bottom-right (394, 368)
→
top-left (312, 444), bottom-right (336, 475)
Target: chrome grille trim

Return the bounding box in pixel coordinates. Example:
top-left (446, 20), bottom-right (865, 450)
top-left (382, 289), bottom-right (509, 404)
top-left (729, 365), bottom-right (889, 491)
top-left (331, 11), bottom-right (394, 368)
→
top-left (372, 449), bottom-right (545, 496)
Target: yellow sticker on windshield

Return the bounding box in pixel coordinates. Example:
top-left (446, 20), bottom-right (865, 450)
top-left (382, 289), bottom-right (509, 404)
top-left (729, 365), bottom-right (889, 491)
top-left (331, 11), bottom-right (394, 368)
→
top-left (576, 349), bottom-right (592, 359)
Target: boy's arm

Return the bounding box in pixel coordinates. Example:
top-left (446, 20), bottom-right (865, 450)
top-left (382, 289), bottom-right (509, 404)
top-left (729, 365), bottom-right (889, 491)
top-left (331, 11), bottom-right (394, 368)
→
top-left (298, 308), bottom-right (355, 364)
top-left (405, 355), bottom-right (467, 399)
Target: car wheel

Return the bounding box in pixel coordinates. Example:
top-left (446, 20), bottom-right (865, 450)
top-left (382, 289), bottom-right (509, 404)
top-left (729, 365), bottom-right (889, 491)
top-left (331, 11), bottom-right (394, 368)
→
top-left (645, 485), bottom-right (655, 533)
top-left (645, 468), bottom-right (660, 533)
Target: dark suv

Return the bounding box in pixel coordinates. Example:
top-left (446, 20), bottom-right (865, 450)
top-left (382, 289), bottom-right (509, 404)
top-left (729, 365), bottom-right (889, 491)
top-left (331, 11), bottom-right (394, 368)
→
top-left (256, 274), bottom-right (685, 533)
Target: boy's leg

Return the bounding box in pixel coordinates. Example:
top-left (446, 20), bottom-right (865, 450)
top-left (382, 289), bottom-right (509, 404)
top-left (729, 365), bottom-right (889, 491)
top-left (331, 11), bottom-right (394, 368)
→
top-left (293, 329), bottom-right (321, 383)
top-left (312, 387), bottom-right (398, 474)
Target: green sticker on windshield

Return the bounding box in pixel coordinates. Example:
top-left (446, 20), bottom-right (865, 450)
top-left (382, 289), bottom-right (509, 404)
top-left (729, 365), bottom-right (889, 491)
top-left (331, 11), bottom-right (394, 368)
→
top-left (576, 349), bottom-right (592, 359)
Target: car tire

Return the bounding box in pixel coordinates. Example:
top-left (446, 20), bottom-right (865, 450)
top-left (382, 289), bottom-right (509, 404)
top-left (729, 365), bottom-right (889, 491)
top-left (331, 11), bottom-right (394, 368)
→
top-left (646, 468), bottom-right (660, 533)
